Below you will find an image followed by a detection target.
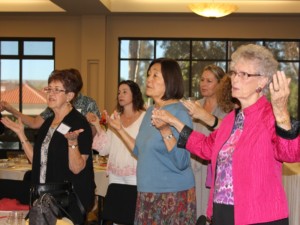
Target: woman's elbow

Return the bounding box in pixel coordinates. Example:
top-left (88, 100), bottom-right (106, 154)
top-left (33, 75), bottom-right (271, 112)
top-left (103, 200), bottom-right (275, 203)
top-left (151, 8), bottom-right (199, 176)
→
top-left (69, 160), bottom-right (86, 174)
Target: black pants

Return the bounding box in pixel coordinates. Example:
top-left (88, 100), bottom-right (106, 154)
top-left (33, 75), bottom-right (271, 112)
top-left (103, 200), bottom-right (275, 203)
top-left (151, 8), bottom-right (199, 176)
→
top-left (212, 203), bottom-right (289, 225)
top-left (213, 203), bottom-right (234, 225)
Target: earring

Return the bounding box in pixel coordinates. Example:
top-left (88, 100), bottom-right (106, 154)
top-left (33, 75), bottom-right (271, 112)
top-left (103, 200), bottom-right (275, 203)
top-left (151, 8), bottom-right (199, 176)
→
top-left (256, 87), bottom-right (262, 93)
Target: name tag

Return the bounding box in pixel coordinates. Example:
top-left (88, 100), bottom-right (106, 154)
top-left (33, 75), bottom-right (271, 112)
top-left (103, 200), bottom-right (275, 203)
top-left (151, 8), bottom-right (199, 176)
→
top-left (56, 123), bottom-right (71, 135)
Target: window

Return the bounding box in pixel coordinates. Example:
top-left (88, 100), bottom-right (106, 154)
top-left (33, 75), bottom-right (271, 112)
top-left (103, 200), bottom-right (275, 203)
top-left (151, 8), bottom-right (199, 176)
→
top-left (119, 38), bottom-right (299, 119)
top-left (0, 38), bottom-right (55, 150)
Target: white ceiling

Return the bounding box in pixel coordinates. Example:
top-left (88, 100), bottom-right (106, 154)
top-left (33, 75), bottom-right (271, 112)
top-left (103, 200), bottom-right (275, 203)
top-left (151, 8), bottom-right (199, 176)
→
top-left (0, 0), bottom-right (300, 15)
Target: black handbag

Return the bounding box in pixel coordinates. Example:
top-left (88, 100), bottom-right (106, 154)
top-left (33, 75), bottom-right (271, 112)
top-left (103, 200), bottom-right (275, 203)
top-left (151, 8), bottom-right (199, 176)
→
top-left (29, 193), bottom-right (62, 225)
top-left (30, 181), bottom-right (73, 209)
top-left (29, 181), bottom-right (86, 222)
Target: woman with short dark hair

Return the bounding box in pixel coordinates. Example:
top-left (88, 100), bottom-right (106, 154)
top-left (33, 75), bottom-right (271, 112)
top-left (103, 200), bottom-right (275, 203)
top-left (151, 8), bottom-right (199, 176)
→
top-left (107, 58), bottom-right (196, 224)
top-left (2, 69), bottom-right (95, 225)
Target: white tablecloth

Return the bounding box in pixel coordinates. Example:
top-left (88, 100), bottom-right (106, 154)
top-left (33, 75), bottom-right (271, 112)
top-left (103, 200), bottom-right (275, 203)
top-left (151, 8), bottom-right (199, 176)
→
top-left (0, 163), bottom-right (31, 180)
top-left (282, 163), bottom-right (300, 225)
top-left (94, 167), bottom-right (109, 197)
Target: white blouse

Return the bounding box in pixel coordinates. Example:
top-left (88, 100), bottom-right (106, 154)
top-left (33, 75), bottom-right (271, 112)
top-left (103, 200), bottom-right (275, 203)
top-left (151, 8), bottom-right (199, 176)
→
top-left (92, 111), bottom-right (145, 177)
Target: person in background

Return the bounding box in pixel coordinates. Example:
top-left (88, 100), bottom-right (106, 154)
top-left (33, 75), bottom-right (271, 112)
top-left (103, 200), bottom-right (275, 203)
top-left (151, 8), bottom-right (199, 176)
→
top-left (1, 69), bottom-right (95, 225)
top-left (191, 65), bottom-right (234, 218)
top-left (0, 68), bottom-right (100, 135)
top-left (106, 58), bottom-right (196, 224)
top-left (152, 44), bottom-right (300, 225)
top-left (87, 80), bottom-right (145, 185)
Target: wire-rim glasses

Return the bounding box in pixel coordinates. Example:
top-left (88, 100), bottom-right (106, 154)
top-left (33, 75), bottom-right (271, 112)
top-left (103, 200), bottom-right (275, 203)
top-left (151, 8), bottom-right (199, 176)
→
top-left (228, 70), bottom-right (261, 80)
top-left (43, 87), bottom-right (66, 94)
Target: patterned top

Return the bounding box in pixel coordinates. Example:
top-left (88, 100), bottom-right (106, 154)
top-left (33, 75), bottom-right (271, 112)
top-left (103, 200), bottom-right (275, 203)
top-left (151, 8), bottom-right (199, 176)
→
top-left (40, 93), bottom-right (101, 119)
top-left (40, 127), bottom-right (56, 183)
top-left (214, 110), bottom-right (244, 205)
top-left (93, 111), bottom-right (145, 182)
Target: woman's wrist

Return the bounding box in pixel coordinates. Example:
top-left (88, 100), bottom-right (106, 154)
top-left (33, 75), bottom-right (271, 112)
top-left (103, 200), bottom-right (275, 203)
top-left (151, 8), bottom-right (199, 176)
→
top-left (275, 111), bottom-right (291, 128)
top-left (159, 126), bottom-right (172, 136)
top-left (207, 115), bottom-right (219, 130)
top-left (68, 139), bottom-right (78, 145)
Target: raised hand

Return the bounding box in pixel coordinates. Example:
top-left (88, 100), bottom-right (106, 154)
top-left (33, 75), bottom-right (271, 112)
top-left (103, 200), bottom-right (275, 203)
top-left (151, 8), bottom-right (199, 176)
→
top-left (269, 71), bottom-right (291, 129)
top-left (152, 108), bottom-right (174, 126)
top-left (152, 109), bottom-right (185, 132)
top-left (182, 100), bottom-right (211, 121)
top-left (0, 101), bottom-right (13, 113)
top-left (86, 112), bottom-right (99, 127)
top-left (1, 116), bottom-right (24, 135)
top-left (106, 110), bottom-right (122, 131)
top-left (64, 129), bottom-right (84, 142)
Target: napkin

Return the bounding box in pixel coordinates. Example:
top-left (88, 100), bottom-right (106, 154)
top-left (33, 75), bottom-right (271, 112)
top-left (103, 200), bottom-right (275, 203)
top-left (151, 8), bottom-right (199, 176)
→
top-left (0, 198), bottom-right (29, 211)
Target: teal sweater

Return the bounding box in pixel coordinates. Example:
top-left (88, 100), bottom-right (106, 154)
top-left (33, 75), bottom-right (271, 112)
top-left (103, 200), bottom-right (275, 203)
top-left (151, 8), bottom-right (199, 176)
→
top-left (134, 102), bottom-right (195, 193)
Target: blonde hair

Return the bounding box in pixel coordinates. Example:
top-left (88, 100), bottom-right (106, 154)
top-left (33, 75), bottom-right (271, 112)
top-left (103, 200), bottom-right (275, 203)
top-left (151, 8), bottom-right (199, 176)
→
top-left (216, 75), bottom-right (236, 113)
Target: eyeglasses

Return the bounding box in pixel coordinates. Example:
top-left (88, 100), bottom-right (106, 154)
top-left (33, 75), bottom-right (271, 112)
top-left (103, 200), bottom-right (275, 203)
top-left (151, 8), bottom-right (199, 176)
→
top-left (228, 70), bottom-right (261, 80)
top-left (43, 87), bottom-right (66, 94)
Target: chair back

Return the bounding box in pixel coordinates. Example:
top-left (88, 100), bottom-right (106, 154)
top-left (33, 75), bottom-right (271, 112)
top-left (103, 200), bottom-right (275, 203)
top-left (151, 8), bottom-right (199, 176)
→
top-left (196, 215), bottom-right (208, 225)
top-left (100, 183), bottom-right (137, 225)
top-left (0, 179), bottom-right (30, 204)
top-left (23, 170), bottom-right (32, 181)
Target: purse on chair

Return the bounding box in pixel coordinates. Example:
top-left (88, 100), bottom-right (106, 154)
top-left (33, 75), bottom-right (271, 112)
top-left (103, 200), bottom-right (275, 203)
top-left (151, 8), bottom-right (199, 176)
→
top-left (29, 193), bottom-right (64, 225)
top-left (30, 181), bottom-right (73, 210)
top-left (28, 181), bottom-right (86, 223)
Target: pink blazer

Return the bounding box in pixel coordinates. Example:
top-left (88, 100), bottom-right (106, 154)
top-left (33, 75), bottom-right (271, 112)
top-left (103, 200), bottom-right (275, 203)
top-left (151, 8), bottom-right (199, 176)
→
top-left (186, 96), bottom-right (300, 224)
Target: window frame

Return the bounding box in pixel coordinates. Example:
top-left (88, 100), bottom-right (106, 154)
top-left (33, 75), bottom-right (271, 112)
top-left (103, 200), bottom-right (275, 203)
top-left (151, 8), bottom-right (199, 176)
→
top-left (119, 37), bottom-right (300, 119)
top-left (0, 37), bottom-right (55, 151)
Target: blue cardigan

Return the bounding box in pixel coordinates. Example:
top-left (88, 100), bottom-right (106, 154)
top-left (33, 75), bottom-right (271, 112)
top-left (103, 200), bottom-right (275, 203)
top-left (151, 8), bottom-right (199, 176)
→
top-left (134, 102), bottom-right (195, 193)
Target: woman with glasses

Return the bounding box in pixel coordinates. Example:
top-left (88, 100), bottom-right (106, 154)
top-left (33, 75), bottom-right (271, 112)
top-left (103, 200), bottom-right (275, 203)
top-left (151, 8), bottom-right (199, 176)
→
top-left (1, 69), bottom-right (95, 225)
top-left (151, 44), bottom-right (300, 225)
top-left (0, 68), bottom-right (100, 136)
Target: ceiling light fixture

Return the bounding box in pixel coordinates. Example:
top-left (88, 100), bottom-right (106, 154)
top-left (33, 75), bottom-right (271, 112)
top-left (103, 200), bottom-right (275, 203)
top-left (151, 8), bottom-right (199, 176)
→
top-left (188, 1), bottom-right (238, 18)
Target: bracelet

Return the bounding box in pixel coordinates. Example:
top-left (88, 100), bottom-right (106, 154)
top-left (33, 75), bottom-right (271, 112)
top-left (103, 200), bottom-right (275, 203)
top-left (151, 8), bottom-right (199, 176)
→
top-left (163, 133), bottom-right (174, 140)
top-left (21, 139), bottom-right (29, 145)
top-left (207, 115), bottom-right (218, 130)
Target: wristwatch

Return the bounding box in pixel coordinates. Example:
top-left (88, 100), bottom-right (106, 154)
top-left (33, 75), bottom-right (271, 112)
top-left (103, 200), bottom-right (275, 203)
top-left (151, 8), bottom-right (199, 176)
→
top-left (68, 144), bottom-right (78, 149)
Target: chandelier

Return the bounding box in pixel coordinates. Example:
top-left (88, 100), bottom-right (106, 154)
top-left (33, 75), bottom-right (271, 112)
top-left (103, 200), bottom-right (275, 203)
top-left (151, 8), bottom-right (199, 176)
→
top-left (189, 2), bottom-right (238, 18)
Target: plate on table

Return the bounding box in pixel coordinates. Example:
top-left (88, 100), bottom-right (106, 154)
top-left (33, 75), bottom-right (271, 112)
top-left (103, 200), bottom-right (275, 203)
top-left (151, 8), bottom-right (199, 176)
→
top-left (93, 163), bottom-right (107, 170)
top-left (0, 162), bottom-right (15, 168)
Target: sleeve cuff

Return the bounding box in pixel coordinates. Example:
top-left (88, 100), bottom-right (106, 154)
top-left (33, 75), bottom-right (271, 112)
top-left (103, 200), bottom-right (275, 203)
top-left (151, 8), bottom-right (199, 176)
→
top-left (177, 125), bottom-right (193, 148)
top-left (276, 119), bottom-right (300, 140)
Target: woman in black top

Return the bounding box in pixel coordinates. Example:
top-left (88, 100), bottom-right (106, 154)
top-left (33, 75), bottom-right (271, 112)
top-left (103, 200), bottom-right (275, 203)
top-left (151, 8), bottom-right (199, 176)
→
top-left (1, 69), bottom-right (95, 225)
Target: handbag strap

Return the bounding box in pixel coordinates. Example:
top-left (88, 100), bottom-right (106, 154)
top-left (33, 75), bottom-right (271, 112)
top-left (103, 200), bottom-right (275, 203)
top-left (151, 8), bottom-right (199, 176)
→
top-left (71, 188), bottom-right (86, 219)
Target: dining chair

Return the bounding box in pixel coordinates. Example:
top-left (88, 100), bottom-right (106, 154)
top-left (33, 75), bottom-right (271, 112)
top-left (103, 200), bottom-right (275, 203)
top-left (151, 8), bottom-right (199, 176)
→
top-left (98, 183), bottom-right (137, 225)
top-left (23, 170), bottom-right (32, 181)
top-left (0, 179), bottom-right (30, 204)
top-left (196, 215), bottom-right (210, 225)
